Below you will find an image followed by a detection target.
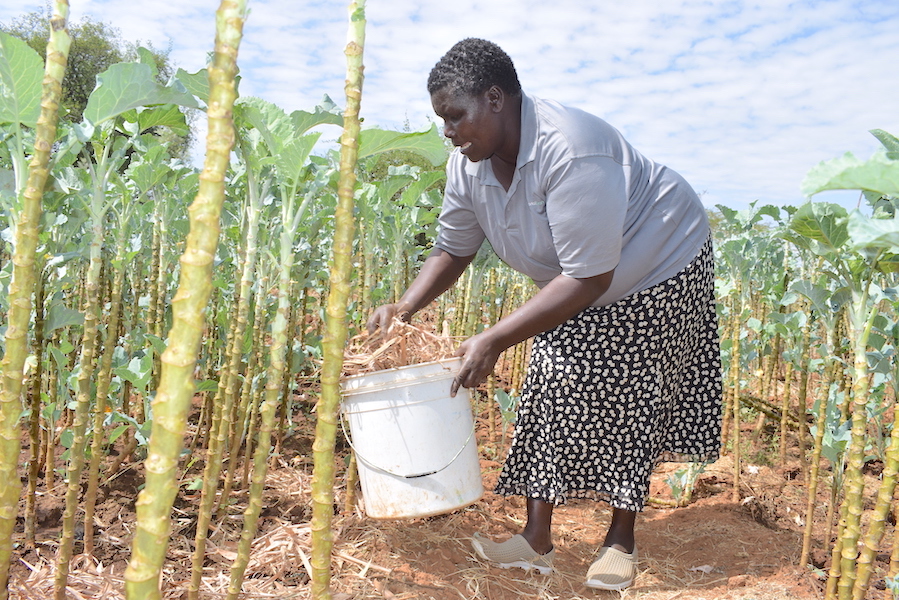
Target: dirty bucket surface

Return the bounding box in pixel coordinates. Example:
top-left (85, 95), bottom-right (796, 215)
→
top-left (341, 358), bottom-right (483, 519)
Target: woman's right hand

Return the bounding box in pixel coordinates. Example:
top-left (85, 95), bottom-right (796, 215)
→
top-left (365, 249), bottom-right (475, 337)
top-left (366, 303), bottom-right (410, 336)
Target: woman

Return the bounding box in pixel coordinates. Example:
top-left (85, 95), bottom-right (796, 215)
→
top-left (367, 38), bottom-right (722, 591)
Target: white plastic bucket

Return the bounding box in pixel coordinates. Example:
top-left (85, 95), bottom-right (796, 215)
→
top-left (340, 358), bottom-right (483, 519)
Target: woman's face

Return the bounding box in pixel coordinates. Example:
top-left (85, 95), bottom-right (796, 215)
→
top-left (430, 86), bottom-right (503, 163)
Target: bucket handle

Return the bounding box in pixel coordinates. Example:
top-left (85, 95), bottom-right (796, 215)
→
top-left (339, 413), bottom-right (475, 479)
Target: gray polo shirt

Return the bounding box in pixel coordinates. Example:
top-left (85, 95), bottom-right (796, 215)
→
top-left (434, 93), bottom-right (710, 307)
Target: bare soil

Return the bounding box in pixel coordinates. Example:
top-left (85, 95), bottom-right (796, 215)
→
top-left (7, 401), bottom-right (895, 600)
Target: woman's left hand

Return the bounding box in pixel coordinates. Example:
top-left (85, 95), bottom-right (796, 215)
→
top-left (450, 331), bottom-right (502, 397)
top-left (446, 271), bottom-right (613, 397)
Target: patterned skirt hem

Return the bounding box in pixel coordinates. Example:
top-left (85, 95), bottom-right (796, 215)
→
top-left (494, 450), bottom-right (721, 512)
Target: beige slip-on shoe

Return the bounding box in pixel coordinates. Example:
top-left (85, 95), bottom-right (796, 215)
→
top-left (471, 532), bottom-right (554, 575)
top-left (584, 546), bottom-right (638, 590)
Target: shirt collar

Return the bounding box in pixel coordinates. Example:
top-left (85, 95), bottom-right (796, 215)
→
top-left (518, 93), bottom-right (537, 168)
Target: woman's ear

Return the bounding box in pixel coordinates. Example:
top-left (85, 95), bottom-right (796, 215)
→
top-left (487, 85), bottom-right (504, 112)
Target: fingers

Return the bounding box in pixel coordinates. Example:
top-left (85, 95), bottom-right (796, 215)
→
top-left (450, 359), bottom-right (490, 398)
top-left (366, 305), bottom-right (397, 335)
top-left (449, 372), bottom-right (488, 397)
top-left (365, 315), bottom-right (379, 335)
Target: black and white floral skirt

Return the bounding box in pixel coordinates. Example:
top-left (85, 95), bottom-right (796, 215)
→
top-left (494, 235), bottom-right (722, 512)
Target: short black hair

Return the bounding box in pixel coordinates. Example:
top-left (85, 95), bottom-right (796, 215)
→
top-left (427, 38), bottom-right (522, 98)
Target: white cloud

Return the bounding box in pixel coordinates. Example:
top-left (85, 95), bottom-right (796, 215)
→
top-left (3, 0), bottom-right (898, 209)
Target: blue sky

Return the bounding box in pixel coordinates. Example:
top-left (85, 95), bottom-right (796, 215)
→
top-left (2, 0), bottom-right (898, 210)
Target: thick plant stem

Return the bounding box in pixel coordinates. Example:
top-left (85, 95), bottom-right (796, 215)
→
top-left (43, 351), bottom-right (60, 491)
top-left (344, 452), bottom-right (359, 514)
top-left (224, 335), bottom-right (282, 600)
top-left (24, 272), bottom-right (47, 545)
top-left (84, 227), bottom-right (128, 555)
top-left (720, 319), bottom-right (732, 450)
top-left (210, 204), bottom-right (263, 516)
top-left (217, 167), bottom-right (265, 510)
top-left (730, 293), bottom-right (743, 502)
top-left (124, 2), bottom-right (246, 597)
top-left (800, 361), bottom-right (837, 567)
top-left (827, 502), bottom-right (848, 600)
top-left (891, 502), bottom-right (899, 578)
top-left (851, 397), bottom-right (899, 599)
top-left (188, 112), bottom-right (266, 600)
top-left (311, 4), bottom-right (365, 598)
top-left (795, 315), bottom-right (813, 481)
top-left (836, 304), bottom-right (879, 600)
top-left (225, 221), bottom-right (293, 600)
top-left (0, 4), bottom-right (70, 596)
top-left (188, 378), bottom-right (229, 598)
top-left (148, 216), bottom-right (162, 336)
top-left (55, 170), bottom-right (109, 600)
top-left (778, 362), bottom-right (794, 468)
top-left (241, 280), bottom-right (268, 489)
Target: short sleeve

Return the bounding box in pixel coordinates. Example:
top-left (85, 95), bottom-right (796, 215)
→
top-left (545, 155), bottom-right (627, 278)
top-left (434, 154), bottom-right (487, 257)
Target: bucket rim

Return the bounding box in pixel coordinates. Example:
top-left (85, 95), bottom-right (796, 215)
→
top-left (341, 357), bottom-right (461, 395)
top-left (342, 357), bottom-right (461, 380)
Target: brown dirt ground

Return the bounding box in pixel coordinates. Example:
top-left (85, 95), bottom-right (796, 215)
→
top-left (6, 402), bottom-right (896, 600)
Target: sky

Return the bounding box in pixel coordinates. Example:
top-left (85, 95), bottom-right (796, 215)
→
top-left (2, 0), bottom-right (898, 211)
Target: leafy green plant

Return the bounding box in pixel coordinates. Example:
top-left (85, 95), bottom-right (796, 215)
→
top-left (799, 128), bottom-right (899, 600)
top-left (494, 387), bottom-right (520, 424)
top-left (665, 463), bottom-right (707, 507)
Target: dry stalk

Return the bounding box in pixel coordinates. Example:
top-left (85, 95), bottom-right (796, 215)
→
top-left (343, 319), bottom-right (460, 375)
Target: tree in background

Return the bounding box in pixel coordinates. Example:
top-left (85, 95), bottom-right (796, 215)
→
top-left (1, 10), bottom-right (195, 158)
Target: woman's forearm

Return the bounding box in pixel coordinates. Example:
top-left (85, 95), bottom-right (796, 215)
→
top-left (486, 270), bottom-right (613, 351)
top-left (395, 248), bottom-right (476, 317)
top-left (448, 269), bottom-right (614, 395)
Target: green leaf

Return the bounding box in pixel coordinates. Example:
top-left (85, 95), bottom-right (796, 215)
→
top-left (114, 354), bottom-right (153, 390)
top-left (60, 429), bottom-right (74, 449)
top-left (802, 150), bottom-right (899, 199)
top-left (358, 124), bottom-right (448, 166)
top-left (400, 170), bottom-right (446, 206)
top-left (290, 96), bottom-right (343, 135)
top-left (137, 104), bottom-right (189, 134)
top-left (790, 202), bottom-right (849, 253)
top-left (790, 279), bottom-right (849, 321)
top-left (274, 133), bottom-right (321, 187)
top-left (745, 317), bottom-right (763, 332)
top-left (175, 67), bottom-right (209, 105)
top-left (83, 62), bottom-right (200, 126)
top-left (44, 303), bottom-right (84, 333)
top-left (144, 333), bottom-right (167, 356)
top-left (847, 210), bottom-right (899, 254)
top-left (375, 174), bottom-right (414, 205)
top-left (195, 380), bottom-right (219, 393)
top-left (126, 143), bottom-right (172, 193)
top-left (876, 253), bottom-right (899, 274)
top-left (870, 129), bottom-right (899, 154)
top-left (136, 47), bottom-right (159, 77)
top-left (108, 424), bottom-right (130, 445)
top-left (237, 97), bottom-right (291, 154)
top-left (494, 388), bottom-right (519, 423)
top-left (0, 32), bottom-right (43, 128)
